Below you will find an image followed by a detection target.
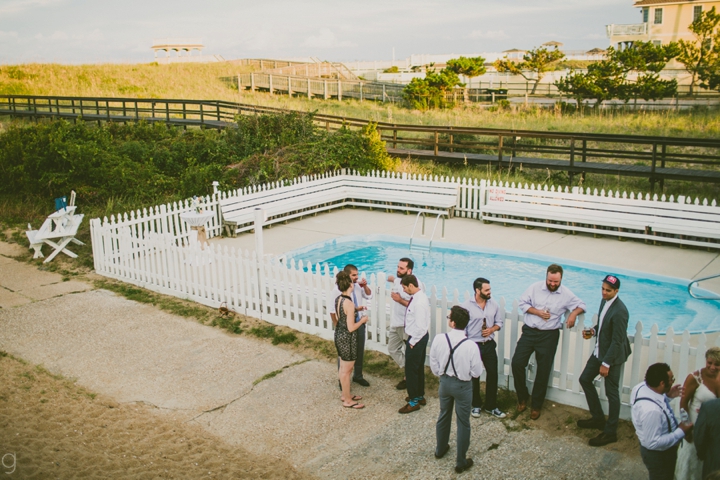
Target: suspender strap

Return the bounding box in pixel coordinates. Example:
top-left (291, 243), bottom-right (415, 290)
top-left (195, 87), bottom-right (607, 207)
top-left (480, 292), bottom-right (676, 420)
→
top-left (443, 334), bottom-right (469, 376)
top-left (633, 387), bottom-right (673, 434)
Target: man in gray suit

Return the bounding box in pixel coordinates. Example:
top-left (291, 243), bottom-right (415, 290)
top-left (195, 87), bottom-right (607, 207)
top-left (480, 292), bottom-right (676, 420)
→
top-left (577, 274), bottom-right (632, 447)
top-left (695, 398), bottom-right (720, 480)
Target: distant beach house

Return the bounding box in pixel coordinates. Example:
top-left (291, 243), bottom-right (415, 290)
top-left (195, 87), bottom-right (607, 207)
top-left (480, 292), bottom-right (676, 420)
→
top-left (606, 0), bottom-right (720, 50)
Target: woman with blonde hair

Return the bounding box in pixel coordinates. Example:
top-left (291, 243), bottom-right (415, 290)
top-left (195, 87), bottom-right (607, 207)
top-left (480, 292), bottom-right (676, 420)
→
top-left (675, 346), bottom-right (720, 479)
top-left (334, 270), bottom-right (368, 409)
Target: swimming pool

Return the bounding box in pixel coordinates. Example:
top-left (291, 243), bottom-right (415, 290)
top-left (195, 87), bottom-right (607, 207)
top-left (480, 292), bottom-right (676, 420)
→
top-left (284, 235), bottom-right (720, 334)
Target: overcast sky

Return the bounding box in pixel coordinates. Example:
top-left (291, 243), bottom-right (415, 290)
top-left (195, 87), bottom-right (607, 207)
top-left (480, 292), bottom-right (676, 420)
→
top-left (0, 0), bottom-right (641, 64)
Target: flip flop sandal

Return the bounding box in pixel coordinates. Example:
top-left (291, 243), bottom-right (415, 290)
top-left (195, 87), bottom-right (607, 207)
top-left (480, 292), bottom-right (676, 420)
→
top-left (343, 402), bottom-right (365, 409)
top-left (340, 395), bottom-right (363, 401)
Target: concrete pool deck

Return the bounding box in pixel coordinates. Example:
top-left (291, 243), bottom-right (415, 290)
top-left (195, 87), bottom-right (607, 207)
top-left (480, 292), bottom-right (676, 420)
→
top-left (210, 208), bottom-right (720, 296)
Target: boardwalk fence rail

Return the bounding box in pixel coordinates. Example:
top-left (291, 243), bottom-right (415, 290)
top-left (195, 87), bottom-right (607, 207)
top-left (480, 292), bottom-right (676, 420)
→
top-left (2, 94), bottom-right (720, 187)
top-left (89, 169), bottom-right (720, 420)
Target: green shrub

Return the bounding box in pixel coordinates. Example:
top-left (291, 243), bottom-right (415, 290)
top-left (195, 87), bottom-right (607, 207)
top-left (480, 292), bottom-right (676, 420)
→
top-left (0, 112), bottom-right (393, 216)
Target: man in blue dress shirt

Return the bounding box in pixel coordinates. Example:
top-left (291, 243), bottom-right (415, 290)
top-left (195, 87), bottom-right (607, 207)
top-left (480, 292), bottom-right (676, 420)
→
top-left (512, 264), bottom-right (586, 420)
top-left (631, 363), bottom-right (693, 480)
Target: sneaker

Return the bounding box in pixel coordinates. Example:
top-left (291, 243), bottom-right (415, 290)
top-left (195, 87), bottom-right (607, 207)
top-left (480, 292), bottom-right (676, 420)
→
top-left (471, 408), bottom-right (482, 418)
top-left (484, 408), bottom-right (507, 419)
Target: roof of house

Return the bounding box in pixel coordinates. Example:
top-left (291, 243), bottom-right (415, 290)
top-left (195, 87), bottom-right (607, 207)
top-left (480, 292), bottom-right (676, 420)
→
top-left (634, 0), bottom-right (701, 6)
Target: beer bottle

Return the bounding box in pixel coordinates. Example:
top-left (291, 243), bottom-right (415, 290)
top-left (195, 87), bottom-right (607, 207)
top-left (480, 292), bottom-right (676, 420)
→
top-left (482, 318), bottom-right (487, 331)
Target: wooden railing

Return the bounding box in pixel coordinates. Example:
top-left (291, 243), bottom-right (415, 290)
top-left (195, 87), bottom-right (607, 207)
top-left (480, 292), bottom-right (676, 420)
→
top-left (2, 94), bottom-right (720, 187)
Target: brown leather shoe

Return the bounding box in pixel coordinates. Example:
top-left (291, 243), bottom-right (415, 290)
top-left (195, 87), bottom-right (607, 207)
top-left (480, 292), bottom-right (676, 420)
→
top-left (405, 396), bottom-right (427, 406)
top-left (517, 401), bottom-right (527, 413)
top-left (530, 409), bottom-right (541, 420)
top-left (399, 403), bottom-right (421, 414)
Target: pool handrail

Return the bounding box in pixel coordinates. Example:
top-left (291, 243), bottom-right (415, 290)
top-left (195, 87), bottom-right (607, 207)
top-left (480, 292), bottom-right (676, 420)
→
top-left (409, 210), bottom-right (446, 250)
top-left (688, 273), bottom-right (720, 300)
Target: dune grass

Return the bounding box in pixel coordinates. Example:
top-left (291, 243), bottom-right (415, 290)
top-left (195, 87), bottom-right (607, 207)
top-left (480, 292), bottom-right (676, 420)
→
top-left (1, 62), bottom-right (719, 138)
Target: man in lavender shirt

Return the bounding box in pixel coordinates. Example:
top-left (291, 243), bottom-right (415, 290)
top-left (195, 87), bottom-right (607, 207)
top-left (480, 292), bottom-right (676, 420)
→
top-left (511, 264), bottom-right (586, 420)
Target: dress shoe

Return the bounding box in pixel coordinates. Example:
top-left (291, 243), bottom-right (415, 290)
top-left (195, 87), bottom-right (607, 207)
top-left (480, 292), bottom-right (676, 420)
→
top-left (399, 403), bottom-right (421, 414)
top-left (396, 379), bottom-right (407, 390)
top-left (589, 432), bottom-right (617, 447)
top-left (530, 409), bottom-right (541, 420)
top-left (577, 417), bottom-right (606, 430)
top-left (434, 444), bottom-right (450, 459)
top-left (353, 377), bottom-right (370, 387)
top-left (517, 401), bottom-right (527, 413)
top-left (405, 396), bottom-right (427, 406)
top-left (455, 458), bottom-right (474, 474)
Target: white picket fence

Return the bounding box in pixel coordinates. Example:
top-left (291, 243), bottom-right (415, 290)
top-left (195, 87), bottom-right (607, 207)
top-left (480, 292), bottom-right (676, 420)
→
top-left (89, 169), bottom-right (720, 420)
top-left (89, 223), bottom-right (720, 420)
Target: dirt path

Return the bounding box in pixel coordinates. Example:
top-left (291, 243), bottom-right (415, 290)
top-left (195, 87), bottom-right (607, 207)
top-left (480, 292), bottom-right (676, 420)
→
top-left (0, 243), bottom-right (647, 479)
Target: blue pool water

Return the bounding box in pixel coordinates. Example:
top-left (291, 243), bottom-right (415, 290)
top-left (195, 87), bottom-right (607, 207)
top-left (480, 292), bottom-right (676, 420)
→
top-left (284, 235), bottom-right (720, 334)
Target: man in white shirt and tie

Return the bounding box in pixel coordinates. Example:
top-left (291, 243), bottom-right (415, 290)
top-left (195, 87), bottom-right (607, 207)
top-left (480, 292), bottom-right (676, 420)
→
top-left (429, 305), bottom-right (482, 474)
top-left (577, 274), bottom-right (632, 447)
top-left (386, 257), bottom-right (420, 391)
top-left (330, 264), bottom-right (373, 386)
top-left (631, 363), bottom-right (693, 480)
top-left (398, 274), bottom-right (430, 414)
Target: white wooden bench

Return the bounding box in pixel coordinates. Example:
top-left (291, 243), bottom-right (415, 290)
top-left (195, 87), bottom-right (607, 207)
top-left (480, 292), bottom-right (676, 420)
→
top-left (219, 173), bottom-right (458, 236)
top-left (26, 204), bottom-right (85, 263)
top-left (479, 180), bottom-right (720, 248)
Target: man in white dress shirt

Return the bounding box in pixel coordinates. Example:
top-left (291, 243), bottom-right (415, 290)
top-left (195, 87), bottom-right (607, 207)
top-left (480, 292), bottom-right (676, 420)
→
top-left (631, 363), bottom-right (693, 480)
top-left (398, 274), bottom-right (430, 414)
top-left (430, 305), bottom-right (482, 474)
top-left (330, 264), bottom-right (373, 386)
top-left (386, 257), bottom-right (417, 391)
top-left (512, 264), bottom-right (586, 420)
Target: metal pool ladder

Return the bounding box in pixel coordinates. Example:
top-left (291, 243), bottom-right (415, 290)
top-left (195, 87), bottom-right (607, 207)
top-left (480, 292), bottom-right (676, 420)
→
top-left (409, 210), bottom-right (446, 251)
top-left (688, 273), bottom-right (720, 300)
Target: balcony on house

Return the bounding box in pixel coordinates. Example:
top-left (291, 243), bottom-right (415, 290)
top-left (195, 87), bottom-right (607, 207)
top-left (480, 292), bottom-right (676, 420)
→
top-left (606, 23), bottom-right (649, 38)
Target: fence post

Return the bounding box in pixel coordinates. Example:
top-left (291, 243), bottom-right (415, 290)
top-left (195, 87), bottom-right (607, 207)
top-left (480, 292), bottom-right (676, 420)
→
top-left (382, 84), bottom-right (386, 103)
top-left (250, 73), bottom-right (255, 92)
top-left (269, 74), bottom-right (273, 95)
top-left (288, 76), bottom-right (293, 96)
top-left (650, 143), bottom-right (658, 192)
top-left (337, 80), bottom-right (342, 101)
top-left (360, 83), bottom-right (363, 102)
top-left (434, 131), bottom-right (439, 156)
top-left (237, 74), bottom-right (241, 93)
top-left (393, 126), bottom-right (397, 149)
top-left (324, 80), bottom-right (328, 100)
top-left (498, 135), bottom-right (504, 166)
top-left (569, 138), bottom-right (576, 185)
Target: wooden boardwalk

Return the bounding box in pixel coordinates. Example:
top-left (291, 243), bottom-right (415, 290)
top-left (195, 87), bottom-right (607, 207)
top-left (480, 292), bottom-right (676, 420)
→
top-left (2, 94), bottom-right (719, 188)
top-left (390, 148), bottom-right (720, 183)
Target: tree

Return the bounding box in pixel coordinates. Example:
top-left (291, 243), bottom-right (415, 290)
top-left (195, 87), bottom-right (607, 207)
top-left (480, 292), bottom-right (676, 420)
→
top-left (445, 56), bottom-right (487, 83)
top-left (402, 66), bottom-right (464, 110)
top-left (493, 46), bottom-right (565, 94)
top-left (677, 7), bottom-right (720, 94)
top-left (554, 41), bottom-right (679, 108)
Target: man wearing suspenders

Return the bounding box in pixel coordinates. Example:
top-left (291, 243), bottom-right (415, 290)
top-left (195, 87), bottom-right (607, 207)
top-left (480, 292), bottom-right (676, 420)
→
top-left (631, 363), bottom-right (693, 480)
top-left (429, 305), bottom-right (483, 474)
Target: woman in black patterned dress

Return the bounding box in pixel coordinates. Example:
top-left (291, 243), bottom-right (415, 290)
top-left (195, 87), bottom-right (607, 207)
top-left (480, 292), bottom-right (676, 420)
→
top-left (335, 271), bottom-right (368, 409)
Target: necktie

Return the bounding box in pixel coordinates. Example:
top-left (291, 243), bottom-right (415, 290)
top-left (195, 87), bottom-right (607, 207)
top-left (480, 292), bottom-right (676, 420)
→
top-left (404, 296), bottom-right (413, 327)
top-left (664, 396), bottom-right (678, 430)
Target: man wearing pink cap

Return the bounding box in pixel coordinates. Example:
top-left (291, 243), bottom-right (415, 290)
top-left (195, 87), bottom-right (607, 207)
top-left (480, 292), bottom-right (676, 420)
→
top-left (577, 274), bottom-right (632, 447)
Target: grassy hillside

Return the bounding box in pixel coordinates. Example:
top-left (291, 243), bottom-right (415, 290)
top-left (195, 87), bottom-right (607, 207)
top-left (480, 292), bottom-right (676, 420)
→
top-left (1, 62), bottom-right (719, 138)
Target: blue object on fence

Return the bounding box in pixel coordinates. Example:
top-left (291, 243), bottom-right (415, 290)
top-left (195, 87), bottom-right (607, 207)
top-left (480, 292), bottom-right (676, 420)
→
top-left (55, 196), bottom-right (67, 211)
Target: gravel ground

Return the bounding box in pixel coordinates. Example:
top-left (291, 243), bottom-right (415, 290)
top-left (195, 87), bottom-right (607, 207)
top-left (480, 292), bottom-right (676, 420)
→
top-left (0, 252), bottom-right (648, 479)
